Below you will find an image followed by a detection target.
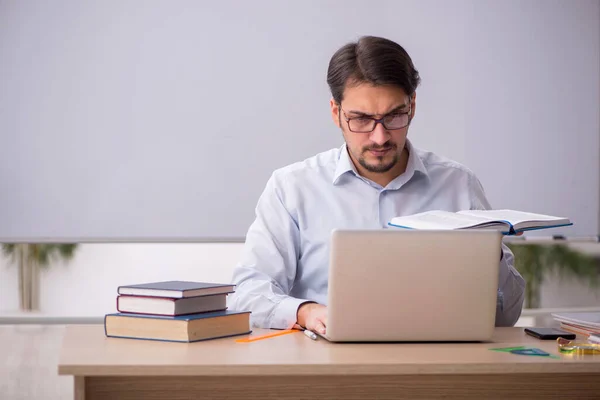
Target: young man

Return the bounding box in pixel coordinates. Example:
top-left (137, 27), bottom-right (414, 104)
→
top-left (228, 36), bottom-right (525, 334)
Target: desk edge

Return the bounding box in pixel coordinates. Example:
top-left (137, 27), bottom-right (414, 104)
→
top-left (57, 362), bottom-right (600, 377)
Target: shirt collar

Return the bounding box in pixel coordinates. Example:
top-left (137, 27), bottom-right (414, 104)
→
top-left (386, 139), bottom-right (429, 190)
top-left (332, 144), bottom-right (357, 185)
top-left (404, 139), bottom-right (429, 179)
top-left (332, 139), bottom-right (429, 187)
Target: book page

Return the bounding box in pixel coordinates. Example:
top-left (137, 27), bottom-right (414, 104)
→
top-left (457, 209), bottom-right (569, 227)
top-left (552, 312), bottom-right (600, 329)
top-left (389, 210), bottom-right (506, 230)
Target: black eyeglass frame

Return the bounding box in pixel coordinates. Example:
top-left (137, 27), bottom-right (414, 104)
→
top-left (340, 104), bottom-right (413, 133)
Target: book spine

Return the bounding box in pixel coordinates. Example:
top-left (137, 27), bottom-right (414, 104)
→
top-left (560, 322), bottom-right (600, 335)
top-left (111, 308), bottom-right (228, 317)
top-left (117, 294), bottom-right (178, 300)
top-left (560, 323), bottom-right (589, 337)
top-left (104, 330), bottom-right (252, 343)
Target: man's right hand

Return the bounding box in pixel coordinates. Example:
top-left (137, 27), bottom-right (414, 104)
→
top-left (296, 302), bottom-right (327, 335)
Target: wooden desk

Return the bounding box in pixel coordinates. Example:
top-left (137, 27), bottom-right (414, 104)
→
top-left (58, 325), bottom-right (600, 400)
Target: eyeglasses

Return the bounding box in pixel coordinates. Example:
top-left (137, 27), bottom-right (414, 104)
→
top-left (340, 105), bottom-right (412, 133)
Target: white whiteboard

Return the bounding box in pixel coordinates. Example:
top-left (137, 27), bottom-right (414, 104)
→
top-left (0, 0), bottom-right (598, 240)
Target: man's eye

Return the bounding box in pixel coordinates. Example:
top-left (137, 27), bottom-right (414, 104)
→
top-left (355, 117), bottom-right (371, 122)
top-left (385, 113), bottom-right (407, 121)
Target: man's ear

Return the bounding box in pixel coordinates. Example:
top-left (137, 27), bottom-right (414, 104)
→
top-left (330, 98), bottom-right (341, 128)
top-left (410, 92), bottom-right (417, 119)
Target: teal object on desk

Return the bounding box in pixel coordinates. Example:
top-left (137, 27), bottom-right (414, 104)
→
top-left (489, 346), bottom-right (560, 359)
top-left (511, 348), bottom-right (550, 356)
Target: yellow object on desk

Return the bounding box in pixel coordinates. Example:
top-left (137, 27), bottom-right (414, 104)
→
top-left (557, 337), bottom-right (600, 355)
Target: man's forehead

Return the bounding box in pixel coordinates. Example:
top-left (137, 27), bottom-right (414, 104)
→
top-left (341, 83), bottom-right (411, 115)
top-left (344, 100), bottom-right (410, 116)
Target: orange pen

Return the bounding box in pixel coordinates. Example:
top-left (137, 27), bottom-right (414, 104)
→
top-left (235, 329), bottom-right (299, 343)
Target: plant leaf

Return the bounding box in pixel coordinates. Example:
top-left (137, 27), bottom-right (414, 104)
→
top-left (1, 243), bottom-right (78, 269)
top-left (507, 242), bottom-right (600, 308)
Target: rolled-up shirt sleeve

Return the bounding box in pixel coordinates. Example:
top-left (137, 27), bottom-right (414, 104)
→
top-left (469, 174), bottom-right (526, 326)
top-left (228, 172), bottom-right (310, 329)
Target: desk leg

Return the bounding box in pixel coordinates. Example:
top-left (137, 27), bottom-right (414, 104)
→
top-left (74, 376), bottom-right (85, 400)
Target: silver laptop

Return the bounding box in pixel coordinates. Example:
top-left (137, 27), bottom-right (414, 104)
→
top-left (321, 229), bottom-right (502, 342)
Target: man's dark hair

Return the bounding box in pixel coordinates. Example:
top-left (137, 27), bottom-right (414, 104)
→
top-left (327, 36), bottom-right (421, 104)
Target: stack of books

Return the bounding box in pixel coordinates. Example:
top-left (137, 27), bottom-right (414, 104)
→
top-left (104, 280), bottom-right (251, 342)
top-left (552, 312), bottom-right (600, 338)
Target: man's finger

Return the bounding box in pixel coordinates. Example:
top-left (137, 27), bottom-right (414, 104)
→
top-left (314, 320), bottom-right (326, 335)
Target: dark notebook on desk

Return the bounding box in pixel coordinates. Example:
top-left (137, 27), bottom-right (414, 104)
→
top-left (117, 280), bottom-right (235, 298)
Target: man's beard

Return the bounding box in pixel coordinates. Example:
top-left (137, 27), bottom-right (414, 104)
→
top-left (358, 144), bottom-right (399, 173)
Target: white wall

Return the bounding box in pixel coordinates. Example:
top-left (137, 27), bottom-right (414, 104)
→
top-left (0, 244), bottom-right (242, 316)
top-left (1, 243), bottom-right (598, 316)
top-left (541, 274), bottom-right (600, 308)
top-left (0, 1), bottom-right (598, 316)
top-left (0, 0), bottom-right (598, 240)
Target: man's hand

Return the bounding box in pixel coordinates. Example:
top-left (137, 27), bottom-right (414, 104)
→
top-left (296, 302), bottom-right (327, 335)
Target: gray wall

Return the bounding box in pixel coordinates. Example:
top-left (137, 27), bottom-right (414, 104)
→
top-left (0, 0), bottom-right (598, 240)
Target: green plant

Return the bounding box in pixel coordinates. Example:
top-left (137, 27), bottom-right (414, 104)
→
top-left (1, 244), bottom-right (78, 311)
top-left (507, 243), bottom-right (600, 309)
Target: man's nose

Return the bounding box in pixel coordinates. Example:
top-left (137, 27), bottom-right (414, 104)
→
top-left (369, 122), bottom-right (391, 145)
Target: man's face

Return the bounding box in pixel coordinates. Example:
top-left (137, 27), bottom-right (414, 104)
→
top-left (330, 83), bottom-right (415, 176)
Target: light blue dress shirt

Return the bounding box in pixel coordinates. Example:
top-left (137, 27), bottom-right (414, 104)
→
top-left (228, 140), bottom-right (526, 329)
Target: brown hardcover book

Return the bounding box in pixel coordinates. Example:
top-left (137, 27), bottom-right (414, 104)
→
top-left (105, 310), bottom-right (251, 342)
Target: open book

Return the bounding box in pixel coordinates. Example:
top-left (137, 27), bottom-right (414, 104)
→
top-left (388, 209), bottom-right (572, 235)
